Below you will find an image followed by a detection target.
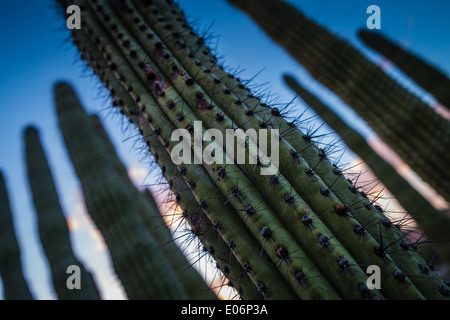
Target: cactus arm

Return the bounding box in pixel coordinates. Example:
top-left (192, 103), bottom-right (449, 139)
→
top-left (0, 171), bottom-right (34, 300)
top-left (90, 115), bottom-right (133, 189)
top-left (74, 23), bottom-right (259, 299)
top-left (24, 126), bottom-right (101, 300)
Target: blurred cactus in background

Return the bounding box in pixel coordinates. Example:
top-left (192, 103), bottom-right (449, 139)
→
top-left (0, 172), bottom-right (34, 300)
top-left (1, 0), bottom-right (449, 301)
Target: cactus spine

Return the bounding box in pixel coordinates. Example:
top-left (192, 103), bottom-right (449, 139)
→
top-left (284, 75), bottom-right (450, 265)
top-left (358, 30), bottom-right (450, 112)
top-left (56, 0), bottom-right (449, 299)
top-left (24, 126), bottom-right (101, 300)
top-left (227, 0), bottom-right (450, 204)
top-left (0, 171), bottom-right (34, 300)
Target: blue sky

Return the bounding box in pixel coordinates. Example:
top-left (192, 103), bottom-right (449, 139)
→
top-left (0, 0), bottom-right (449, 300)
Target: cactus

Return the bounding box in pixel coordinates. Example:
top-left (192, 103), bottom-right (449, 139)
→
top-left (90, 114), bottom-right (217, 300)
top-left (227, 0), bottom-right (450, 204)
top-left (55, 0), bottom-right (450, 299)
top-left (24, 126), bottom-right (101, 300)
top-left (284, 74), bottom-right (450, 265)
top-left (358, 30), bottom-right (450, 112)
top-left (0, 171), bottom-right (34, 300)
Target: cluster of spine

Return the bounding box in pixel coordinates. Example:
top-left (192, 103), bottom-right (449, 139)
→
top-left (0, 172), bottom-right (34, 300)
top-left (56, 0), bottom-right (449, 299)
top-left (358, 30), bottom-right (450, 112)
top-left (24, 126), bottom-right (101, 300)
top-left (284, 75), bottom-right (450, 266)
top-left (227, 0), bottom-right (450, 204)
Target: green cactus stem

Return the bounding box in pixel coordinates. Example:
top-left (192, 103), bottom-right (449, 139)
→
top-left (358, 30), bottom-right (450, 112)
top-left (284, 74), bottom-right (450, 266)
top-left (56, 0), bottom-right (449, 299)
top-left (227, 0), bottom-right (450, 204)
top-left (24, 126), bottom-right (101, 300)
top-left (90, 114), bottom-right (217, 300)
top-left (0, 171), bottom-right (34, 300)
top-left (55, 81), bottom-right (190, 299)
top-left (66, 0), bottom-right (336, 300)
top-left (75, 0), bottom-right (369, 299)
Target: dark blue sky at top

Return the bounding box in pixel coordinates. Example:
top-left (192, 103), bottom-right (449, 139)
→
top-left (0, 0), bottom-right (449, 299)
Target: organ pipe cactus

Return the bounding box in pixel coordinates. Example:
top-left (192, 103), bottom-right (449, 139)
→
top-left (0, 171), bottom-right (34, 300)
top-left (358, 30), bottom-right (450, 112)
top-left (227, 0), bottom-right (450, 204)
top-left (284, 74), bottom-right (450, 265)
top-left (56, 0), bottom-right (449, 299)
top-left (24, 126), bottom-right (101, 300)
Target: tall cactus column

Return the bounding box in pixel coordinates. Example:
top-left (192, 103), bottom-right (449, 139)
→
top-left (0, 171), bottom-right (34, 300)
top-left (358, 30), bottom-right (450, 112)
top-left (24, 126), bottom-right (101, 300)
top-left (56, 0), bottom-right (449, 299)
top-left (55, 81), bottom-right (189, 300)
